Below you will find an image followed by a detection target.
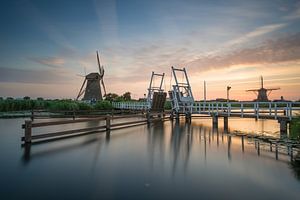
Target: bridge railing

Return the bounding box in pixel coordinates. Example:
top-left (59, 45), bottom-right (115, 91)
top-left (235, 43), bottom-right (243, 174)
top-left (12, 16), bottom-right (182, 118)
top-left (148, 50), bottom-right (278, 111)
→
top-left (112, 101), bottom-right (300, 120)
top-left (112, 102), bottom-right (150, 110)
top-left (192, 101), bottom-right (300, 120)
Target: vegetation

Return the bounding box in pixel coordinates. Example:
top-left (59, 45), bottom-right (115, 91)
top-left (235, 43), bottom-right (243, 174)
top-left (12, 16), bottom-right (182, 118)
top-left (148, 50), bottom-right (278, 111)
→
top-left (290, 116), bottom-right (300, 141)
top-left (164, 101), bottom-right (172, 110)
top-left (0, 99), bottom-right (113, 112)
top-left (104, 92), bottom-right (132, 102)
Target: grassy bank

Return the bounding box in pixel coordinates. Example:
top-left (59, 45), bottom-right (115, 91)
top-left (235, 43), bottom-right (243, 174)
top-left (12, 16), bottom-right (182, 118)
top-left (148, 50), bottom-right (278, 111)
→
top-left (290, 116), bottom-right (300, 141)
top-left (0, 99), bottom-right (113, 112)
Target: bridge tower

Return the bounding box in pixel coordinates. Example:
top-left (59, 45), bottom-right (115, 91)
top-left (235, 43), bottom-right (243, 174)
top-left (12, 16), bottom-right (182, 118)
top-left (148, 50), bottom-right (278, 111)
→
top-left (147, 72), bottom-right (167, 112)
top-left (168, 67), bottom-right (194, 117)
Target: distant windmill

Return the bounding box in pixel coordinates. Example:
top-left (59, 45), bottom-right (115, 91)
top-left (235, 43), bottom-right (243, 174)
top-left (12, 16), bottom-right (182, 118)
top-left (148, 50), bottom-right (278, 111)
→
top-left (246, 76), bottom-right (280, 102)
top-left (76, 51), bottom-right (106, 101)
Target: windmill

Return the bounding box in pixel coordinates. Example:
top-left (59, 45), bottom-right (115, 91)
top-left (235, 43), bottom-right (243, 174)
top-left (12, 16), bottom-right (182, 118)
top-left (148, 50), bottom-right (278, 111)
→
top-left (246, 76), bottom-right (280, 102)
top-left (76, 51), bottom-right (106, 102)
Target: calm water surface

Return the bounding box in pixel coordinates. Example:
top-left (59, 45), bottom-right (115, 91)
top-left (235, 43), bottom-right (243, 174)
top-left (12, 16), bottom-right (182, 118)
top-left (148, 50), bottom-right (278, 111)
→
top-left (0, 117), bottom-right (299, 200)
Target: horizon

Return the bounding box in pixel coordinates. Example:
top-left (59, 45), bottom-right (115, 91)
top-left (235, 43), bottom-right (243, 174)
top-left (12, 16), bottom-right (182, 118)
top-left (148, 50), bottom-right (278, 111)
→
top-left (1, 0), bottom-right (300, 101)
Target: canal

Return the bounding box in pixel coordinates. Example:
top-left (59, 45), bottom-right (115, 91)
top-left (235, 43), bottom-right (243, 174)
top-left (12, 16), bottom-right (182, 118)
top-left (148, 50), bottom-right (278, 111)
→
top-left (0, 117), bottom-right (299, 199)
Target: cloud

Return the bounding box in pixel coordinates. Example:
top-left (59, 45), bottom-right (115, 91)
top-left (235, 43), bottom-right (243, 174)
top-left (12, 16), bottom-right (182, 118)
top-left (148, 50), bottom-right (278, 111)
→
top-left (0, 67), bottom-right (74, 84)
top-left (187, 33), bottom-right (300, 73)
top-left (222, 23), bottom-right (287, 48)
top-left (28, 56), bottom-right (65, 68)
top-left (283, 3), bottom-right (300, 20)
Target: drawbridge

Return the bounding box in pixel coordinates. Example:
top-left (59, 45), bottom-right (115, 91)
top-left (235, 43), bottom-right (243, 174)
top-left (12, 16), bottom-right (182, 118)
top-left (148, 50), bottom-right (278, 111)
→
top-left (168, 66), bottom-right (194, 114)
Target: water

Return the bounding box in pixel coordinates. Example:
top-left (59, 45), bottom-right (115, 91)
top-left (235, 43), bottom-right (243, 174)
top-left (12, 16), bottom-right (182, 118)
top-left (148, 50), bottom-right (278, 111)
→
top-left (0, 117), bottom-right (299, 200)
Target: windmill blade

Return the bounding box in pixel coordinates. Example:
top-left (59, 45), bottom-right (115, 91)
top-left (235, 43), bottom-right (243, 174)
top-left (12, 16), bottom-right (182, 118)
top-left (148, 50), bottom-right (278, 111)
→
top-left (101, 79), bottom-right (107, 96)
top-left (76, 78), bottom-right (87, 100)
top-left (246, 89), bottom-right (259, 92)
top-left (76, 74), bottom-right (85, 78)
top-left (266, 87), bottom-right (280, 90)
top-left (96, 51), bottom-right (104, 75)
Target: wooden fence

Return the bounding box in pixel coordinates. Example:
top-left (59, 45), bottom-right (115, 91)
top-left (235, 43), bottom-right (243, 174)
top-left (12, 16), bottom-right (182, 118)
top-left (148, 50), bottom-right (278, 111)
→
top-left (22, 113), bottom-right (169, 143)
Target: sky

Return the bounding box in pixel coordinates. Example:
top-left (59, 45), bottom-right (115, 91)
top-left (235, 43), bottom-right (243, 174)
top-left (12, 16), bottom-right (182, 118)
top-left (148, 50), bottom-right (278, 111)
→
top-left (0, 0), bottom-right (300, 101)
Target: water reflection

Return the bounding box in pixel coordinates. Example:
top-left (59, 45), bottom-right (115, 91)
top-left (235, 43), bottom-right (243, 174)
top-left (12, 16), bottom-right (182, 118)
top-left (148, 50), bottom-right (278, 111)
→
top-left (21, 130), bottom-right (110, 166)
top-left (14, 117), bottom-right (300, 199)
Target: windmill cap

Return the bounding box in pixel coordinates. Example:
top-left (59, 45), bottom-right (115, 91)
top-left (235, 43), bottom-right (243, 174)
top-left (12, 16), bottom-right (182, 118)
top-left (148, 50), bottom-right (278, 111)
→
top-left (86, 72), bottom-right (101, 79)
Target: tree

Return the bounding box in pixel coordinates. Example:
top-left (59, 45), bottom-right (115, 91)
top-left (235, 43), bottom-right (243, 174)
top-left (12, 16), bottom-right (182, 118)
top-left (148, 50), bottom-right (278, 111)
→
top-left (23, 96), bottom-right (30, 100)
top-left (104, 93), bottom-right (119, 102)
top-left (122, 92), bottom-right (131, 101)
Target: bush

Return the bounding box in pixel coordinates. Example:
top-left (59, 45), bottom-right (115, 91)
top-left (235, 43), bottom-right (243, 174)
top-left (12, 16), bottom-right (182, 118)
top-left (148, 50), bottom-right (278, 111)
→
top-left (77, 102), bottom-right (92, 110)
top-left (164, 101), bottom-right (172, 110)
top-left (94, 100), bottom-right (113, 110)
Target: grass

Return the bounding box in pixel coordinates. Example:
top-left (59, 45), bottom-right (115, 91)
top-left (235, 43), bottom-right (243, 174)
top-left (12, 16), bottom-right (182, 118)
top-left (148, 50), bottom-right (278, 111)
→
top-left (290, 116), bottom-right (300, 141)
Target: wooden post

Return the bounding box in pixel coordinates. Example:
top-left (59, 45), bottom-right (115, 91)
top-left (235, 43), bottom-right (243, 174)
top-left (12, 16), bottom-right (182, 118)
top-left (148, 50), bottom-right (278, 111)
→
top-left (185, 113), bottom-right (191, 123)
top-left (72, 109), bottom-right (75, 120)
top-left (146, 112), bottom-right (151, 124)
top-left (241, 102), bottom-right (244, 117)
top-left (289, 103), bottom-right (292, 120)
top-left (278, 118), bottom-right (289, 138)
top-left (256, 103), bottom-right (259, 119)
top-left (212, 114), bottom-right (218, 129)
top-left (31, 110), bottom-right (34, 121)
top-left (241, 136), bottom-right (244, 152)
top-left (106, 114), bottom-right (111, 132)
top-left (170, 112), bottom-right (174, 121)
top-left (175, 112), bottom-right (179, 122)
top-left (224, 116), bottom-right (228, 132)
top-left (24, 120), bottom-right (32, 143)
top-left (257, 140), bottom-right (260, 155)
top-left (275, 143), bottom-right (278, 160)
top-left (274, 103), bottom-right (277, 119)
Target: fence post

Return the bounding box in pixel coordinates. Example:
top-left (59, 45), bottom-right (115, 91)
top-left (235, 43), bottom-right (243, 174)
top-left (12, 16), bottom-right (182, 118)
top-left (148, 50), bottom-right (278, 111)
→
top-left (275, 103), bottom-right (277, 119)
top-left (241, 102), bottom-right (244, 117)
top-left (31, 110), bottom-right (34, 121)
top-left (256, 103), bottom-right (259, 119)
top-left (24, 120), bottom-right (32, 143)
top-left (72, 109), bottom-right (75, 120)
top-left (106, 114), bottom-right (111, 132)
top-left (289, 103), bottom-right (292, 120)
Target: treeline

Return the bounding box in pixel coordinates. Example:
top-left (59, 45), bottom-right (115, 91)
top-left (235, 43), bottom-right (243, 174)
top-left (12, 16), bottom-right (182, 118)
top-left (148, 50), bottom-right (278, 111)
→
top-left (0, 99), bottom-right (114, 112)
top-left (0, 92), bottom-right (135, 112)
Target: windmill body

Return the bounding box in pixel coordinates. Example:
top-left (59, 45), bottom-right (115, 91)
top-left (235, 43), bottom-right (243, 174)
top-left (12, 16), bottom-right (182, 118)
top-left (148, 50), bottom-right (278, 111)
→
top-left (76, 51), bottom-right (106, 102)
top-left (82, 73), bottom-right (102, 101)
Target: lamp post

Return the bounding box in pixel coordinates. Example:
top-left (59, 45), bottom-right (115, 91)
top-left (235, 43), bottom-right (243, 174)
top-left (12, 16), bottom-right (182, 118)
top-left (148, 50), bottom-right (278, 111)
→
top-left (227, 86), bottom-right (231, 103)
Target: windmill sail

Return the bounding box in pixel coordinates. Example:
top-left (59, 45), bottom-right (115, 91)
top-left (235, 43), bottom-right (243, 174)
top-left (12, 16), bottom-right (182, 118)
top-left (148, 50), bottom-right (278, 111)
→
top-left (96, 51), bottom-right (104, 76)
top-left (101, 79), bottom-right (106, 96)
